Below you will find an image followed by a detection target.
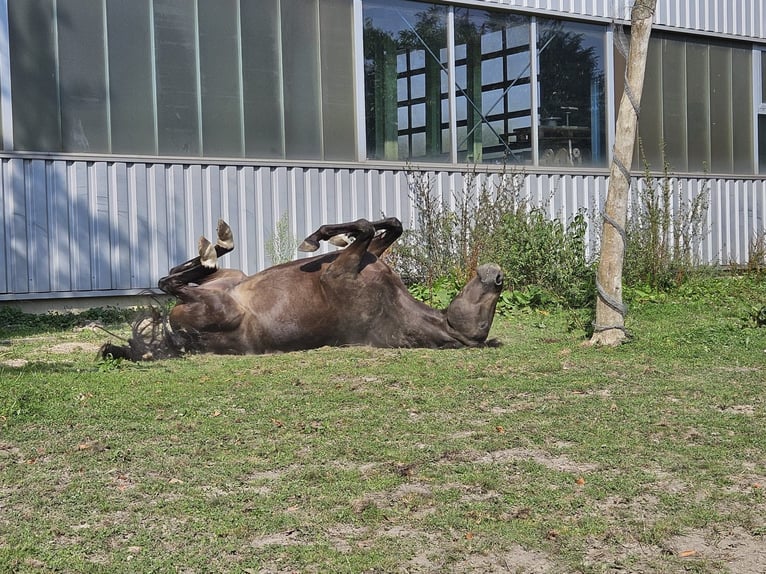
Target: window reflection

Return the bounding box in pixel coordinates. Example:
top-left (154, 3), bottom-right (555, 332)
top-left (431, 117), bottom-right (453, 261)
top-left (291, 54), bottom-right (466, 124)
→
top-left (363, 0), bottom-right (449, 161)
top-left (363, 3), bottom-right (608, 167)
top-left (537, 19), bottom-right (606, 167)
top-left (454, 9), bottom-right (532, 163)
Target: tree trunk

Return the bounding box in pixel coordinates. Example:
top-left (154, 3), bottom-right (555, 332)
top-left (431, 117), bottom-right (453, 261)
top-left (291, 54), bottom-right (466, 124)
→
top-left (589, 0), bottom-right (657, 346)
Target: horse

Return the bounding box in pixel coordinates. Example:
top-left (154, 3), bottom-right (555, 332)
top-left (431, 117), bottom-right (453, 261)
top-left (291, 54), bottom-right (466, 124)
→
top-left (100, 218), bottom-right (504, 360)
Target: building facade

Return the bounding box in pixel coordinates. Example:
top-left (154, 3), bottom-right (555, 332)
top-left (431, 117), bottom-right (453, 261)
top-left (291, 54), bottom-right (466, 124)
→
top-left (0, 0), bottom-right (765, 303)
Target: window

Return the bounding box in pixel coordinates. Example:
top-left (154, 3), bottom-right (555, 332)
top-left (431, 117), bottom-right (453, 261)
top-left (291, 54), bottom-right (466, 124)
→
top-left (537, 19), bottom-right (607, 167)
top-left (363, 0), bottom-right (449, 161)
top-left (633, 33), bottom-right (754, 174)
top-left (454, 9), bottom-right (532, 163)
top-left (7, 0), bottom-right (356, 160)
top-left (363, 1), bottom-right (608, 166)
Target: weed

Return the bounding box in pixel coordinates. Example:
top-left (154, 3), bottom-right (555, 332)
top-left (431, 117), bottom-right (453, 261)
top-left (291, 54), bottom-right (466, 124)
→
top-left (265, 211), bottom-right (299, 265)
top-left (625, 144), bottom-right (709, 290)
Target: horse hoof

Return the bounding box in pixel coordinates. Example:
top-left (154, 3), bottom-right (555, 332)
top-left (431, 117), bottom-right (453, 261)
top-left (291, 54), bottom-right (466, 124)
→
top-left (216, 219), bottom-right (234, 250)
top-left (328, 234), bottom-right (353, 248)
top-left (199, 236), bottom-right (218, 268)
top-left (298, 238), bottom-right (320, 252)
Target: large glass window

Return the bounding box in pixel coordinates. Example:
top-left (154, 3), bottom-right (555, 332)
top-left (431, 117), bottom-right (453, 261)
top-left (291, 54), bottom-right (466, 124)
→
top-left (7, 0), bottom-right (356, 160)
top-left (537, 19), bottom-right (607, 167)
top-left (363, 0), bottom-right (449, 161)
top-left (634, 33), bottom-right (753, 174)
top-left (454, 9), bottom-right (532, 164)
top-left (363, 2), bottom-right (607, 166)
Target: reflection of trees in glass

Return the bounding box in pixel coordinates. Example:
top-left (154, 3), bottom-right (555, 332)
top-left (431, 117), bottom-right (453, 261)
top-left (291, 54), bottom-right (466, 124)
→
top-left (538, 21), bottom-right (601, 127)
top-left (363, 3), bottom-right (447, 160)
top-left (538, 20), bottom-right (606, 165)
top-left (453, 10), bottom-right (532, 163)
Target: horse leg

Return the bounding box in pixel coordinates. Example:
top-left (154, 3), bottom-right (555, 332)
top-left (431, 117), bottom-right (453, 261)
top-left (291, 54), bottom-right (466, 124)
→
top-left (158, 235), bottom-right (219, 296)
top-left (367, 217), bottom-right (403, 257)
top-left (167, 219), bottom-right (234, 276)
top-left (299, 218), bottom-right (376, 277)
top-left (299, 217), bottom-right (402, 257)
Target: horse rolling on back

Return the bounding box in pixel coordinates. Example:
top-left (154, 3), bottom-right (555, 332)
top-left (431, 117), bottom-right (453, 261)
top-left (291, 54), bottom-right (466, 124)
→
top-left (100, 218), bottom-right (504, 360)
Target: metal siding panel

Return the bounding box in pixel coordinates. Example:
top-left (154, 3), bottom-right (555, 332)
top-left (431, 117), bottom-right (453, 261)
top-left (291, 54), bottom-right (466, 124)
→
top-left (128, 163), bottom-right (150, 289)
top-left (254, 167), bottom-right (271, 270)
top-left (337, 168), bottom-right (353, 223)
top-left (185, 164), bottom-right (204, 253)
top-left (25, 161), bottom-right (49, 292)
top-left (6, 159), bottom-right (28, 293)
top-left (109, 162), bottom-right (131, 290)
top-left (384, 171), bottom-right (395, 222)
top-left (68, 162), bottom-right (90, 291)
top-left (237, 166), bottom-right (256, 276)
top-left (221, 165), bottom-right (242, 271)
top-left (7, 160), bottom-right (29, 293)
top-left (91, 162), bottom-right (112, 290)
top-left (0, 161), bottom-right (6, 293)
top-left (49, 162), bottom-right (70, 291)
top-left (286, 168), bottom-right (300, 261)
top-left (203, 165), bottom-right (221, 240)
top-left (148, 164), bottom-right (168, 284)
top-left (160, 164), bottom-right (189, 273)
top-left (251, 167), bottom-right (266, 272)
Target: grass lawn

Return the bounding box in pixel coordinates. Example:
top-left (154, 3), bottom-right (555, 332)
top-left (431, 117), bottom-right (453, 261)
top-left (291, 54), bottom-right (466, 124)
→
top-left (1, 275), bottom-right (765, 573)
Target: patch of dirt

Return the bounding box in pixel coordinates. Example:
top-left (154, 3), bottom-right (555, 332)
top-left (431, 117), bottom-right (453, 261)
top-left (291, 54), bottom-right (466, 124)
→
top-left (250, 529), bottom-right (304, 549)
top-left (49, 342), bottom-right (101, 354)
top-left (448, 546), bottom-right (558, 573)
top-left (351, 482), bottom-right (434, 515)
top-left (668, 526), bottom-right (766, 573)
top-left (1, 358), bottom-right (28, 368)
top-left (474, 447), bottom-right (599, 474)
top-left (717, 404), bottom-right (756, 416)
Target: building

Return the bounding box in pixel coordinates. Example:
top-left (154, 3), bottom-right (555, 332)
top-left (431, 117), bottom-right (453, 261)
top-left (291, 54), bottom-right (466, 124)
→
top-left (0, 0), bottom-right (764, 306)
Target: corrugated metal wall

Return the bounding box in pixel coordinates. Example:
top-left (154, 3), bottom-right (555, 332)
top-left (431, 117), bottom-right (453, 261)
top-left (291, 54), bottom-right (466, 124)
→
top-left (477, 0), bottom-right (764, 41)
top-left (2, 158), bottom-right (765, 300)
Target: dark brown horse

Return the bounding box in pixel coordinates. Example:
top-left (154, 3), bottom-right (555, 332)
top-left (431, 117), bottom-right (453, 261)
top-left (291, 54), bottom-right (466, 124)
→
top-left (101, 218), bottom-right (504, 360)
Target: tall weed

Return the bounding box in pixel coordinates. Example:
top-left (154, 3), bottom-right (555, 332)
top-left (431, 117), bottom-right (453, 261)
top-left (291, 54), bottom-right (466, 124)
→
top-left (624, 147), bottom-right (709, 290)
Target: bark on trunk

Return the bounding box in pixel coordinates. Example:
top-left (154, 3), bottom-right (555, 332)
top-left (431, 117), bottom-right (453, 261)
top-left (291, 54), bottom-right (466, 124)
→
top-left (589, 1), bottom-right (657, 347)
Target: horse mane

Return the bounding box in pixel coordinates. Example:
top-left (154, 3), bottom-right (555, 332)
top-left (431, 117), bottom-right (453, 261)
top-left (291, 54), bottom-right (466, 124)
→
top-left (98, 306), bottom-right (193, 361)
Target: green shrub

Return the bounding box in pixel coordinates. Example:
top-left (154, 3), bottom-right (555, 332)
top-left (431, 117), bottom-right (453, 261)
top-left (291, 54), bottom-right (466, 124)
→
top-left (394, 165), bottom-right (595, 309)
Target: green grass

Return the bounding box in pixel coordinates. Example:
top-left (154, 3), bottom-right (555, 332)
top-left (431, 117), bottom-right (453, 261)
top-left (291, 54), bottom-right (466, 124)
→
top-left (1, 276), bottom-right (765, 573)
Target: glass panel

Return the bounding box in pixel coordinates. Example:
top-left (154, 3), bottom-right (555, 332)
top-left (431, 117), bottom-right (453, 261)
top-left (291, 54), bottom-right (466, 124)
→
top-left (661, 37), bottom-right (687, 171)
top-left (686, 39), bottom-right (710, 170)
top-left (9, 0), bottom-right (61, 151)
top-left (759, 115), bottom-right (766, 173)
top-left (154, 0), bottom-right (200, 156)
top-left (57, 0), bottom-right (109, 153)
top-left (454, 8), bottom-right (531, 164)
top-left (241, 0), bottom-right (283, 158)
top-left (537, 19), bottom-right (607, 167)
top-left (363, 0), bottom-right (449, 161)
top-left (762, 51), bottom-right (766, 105)
top-left (198, 0), bottom-right (243, 157)
top-left (731, 46), bottom-right (753, 173)
top-left (709, 44), bottom-right (733, 173)
top-left (281, 0), bottom-right (321, 160)
top-left (107, 0), bottom-right (156, 154)
top-left (319, 0), bottom-right (356, 161)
